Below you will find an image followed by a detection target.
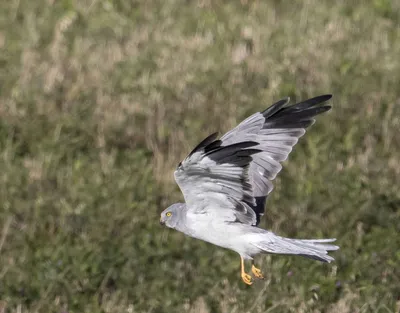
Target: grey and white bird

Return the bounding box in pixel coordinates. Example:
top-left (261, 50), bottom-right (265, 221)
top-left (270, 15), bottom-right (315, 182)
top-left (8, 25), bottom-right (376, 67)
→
top-left (160, 95), bottom-right (339, 285)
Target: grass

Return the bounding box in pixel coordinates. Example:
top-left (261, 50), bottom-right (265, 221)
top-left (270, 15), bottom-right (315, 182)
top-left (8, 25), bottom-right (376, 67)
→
top-left (0, 0), bottom-right (400, 312)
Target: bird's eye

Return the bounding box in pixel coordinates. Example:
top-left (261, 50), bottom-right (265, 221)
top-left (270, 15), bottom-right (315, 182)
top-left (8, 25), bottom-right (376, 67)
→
top-left (166, 212), bottom-right (172, 217)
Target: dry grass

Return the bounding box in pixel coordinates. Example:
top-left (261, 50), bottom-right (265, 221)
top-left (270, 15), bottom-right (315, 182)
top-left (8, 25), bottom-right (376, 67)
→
top-left (0, 0), bottom-right (399, 312)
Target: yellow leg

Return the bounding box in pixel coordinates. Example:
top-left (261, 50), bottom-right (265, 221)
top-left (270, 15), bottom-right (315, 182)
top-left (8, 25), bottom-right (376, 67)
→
top-left (251, 260), bottom-right (264, 279)
top-left (240, 257), bottom-right (253, 285)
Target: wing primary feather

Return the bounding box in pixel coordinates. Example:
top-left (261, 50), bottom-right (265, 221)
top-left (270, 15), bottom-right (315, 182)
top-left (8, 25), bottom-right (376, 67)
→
top-left (286, 94), bottom-right (332, 112)
top-left (174, 95), bottom-right (332, 227)
top-left (263, 120), bottom-right (316, 129)
top-left (187, 132), bottom-right (219, 157)
top-left (204, 140), bottom-right (222, 153)
top-left (262, 95), bottom-right (332, 120)
top-left (208, 147), bottom-right (261, 165)
top-left (261, 97), bottom-right (290, 118)
top-left (217, 149), bottom-right (262, 165)
top-left (205, 141), bottom-right (259, 158)
top-left (271, 105), bottom-right (331, 121)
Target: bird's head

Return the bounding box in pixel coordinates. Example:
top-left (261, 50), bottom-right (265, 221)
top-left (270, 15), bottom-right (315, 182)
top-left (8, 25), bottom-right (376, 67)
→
top-left (160, 203), bottom-right (186, 229)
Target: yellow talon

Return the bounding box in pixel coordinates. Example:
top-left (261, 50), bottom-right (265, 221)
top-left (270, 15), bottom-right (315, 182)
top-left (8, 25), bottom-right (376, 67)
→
top-left (240, 257), bottom-right (253, 285)
top-left (251, 264), bottom-right (264, 279)
top-left (241, 272), bottom-right (253, 285)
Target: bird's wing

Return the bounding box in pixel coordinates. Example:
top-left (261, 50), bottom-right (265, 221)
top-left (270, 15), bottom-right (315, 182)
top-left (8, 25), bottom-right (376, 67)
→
top-left (174, 95), bottom-right (332, 226)
top-left (174, 133), bottom-right (261, 225)
top-left (220, 94), bottom-right (332, 224)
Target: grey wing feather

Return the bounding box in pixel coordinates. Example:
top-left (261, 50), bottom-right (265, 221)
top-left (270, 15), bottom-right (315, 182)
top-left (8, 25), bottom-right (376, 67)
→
top-left (220, 94), bottom-right (332, 224)
top-left (174, 138), bottom-right (262, 225)
top-left (174, 95), bottom-right (332, 226)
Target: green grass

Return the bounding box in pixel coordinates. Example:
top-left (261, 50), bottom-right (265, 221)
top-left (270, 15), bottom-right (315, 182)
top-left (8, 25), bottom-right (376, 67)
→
top-left (1, 0), bottom-right (400, 312)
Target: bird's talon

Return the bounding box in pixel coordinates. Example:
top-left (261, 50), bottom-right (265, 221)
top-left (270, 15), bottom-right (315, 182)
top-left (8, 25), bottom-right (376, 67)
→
top-left (241, 273), bottom-right (253, 285)
top-left (251, 265), bottom-right (264, 279)
top-left (240, 256), bottom-right (253, 285)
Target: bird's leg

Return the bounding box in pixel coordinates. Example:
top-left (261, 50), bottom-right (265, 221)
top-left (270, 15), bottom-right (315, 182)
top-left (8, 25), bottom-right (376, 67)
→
top-left (251, 260), bottom-right (264, 279)
top-left (240, 256), bottom-right (253, 285)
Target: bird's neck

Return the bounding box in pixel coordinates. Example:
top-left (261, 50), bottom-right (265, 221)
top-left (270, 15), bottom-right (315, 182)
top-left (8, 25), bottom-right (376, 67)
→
top-left (173, 206), bottom-right (194, 235)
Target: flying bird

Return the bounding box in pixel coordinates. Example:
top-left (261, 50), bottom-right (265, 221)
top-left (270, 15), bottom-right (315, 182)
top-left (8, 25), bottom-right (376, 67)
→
top-left (160, 95), bottom-right (339, 285)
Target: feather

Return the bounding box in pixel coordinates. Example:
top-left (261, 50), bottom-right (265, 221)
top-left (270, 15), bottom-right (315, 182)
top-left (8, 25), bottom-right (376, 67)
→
top-left (174, 95), bottom-right (332, 226)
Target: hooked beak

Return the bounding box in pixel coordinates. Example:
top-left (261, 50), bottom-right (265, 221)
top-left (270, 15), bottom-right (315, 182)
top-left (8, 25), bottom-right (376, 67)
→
top-left (159, 217), bottom-right (165, 226)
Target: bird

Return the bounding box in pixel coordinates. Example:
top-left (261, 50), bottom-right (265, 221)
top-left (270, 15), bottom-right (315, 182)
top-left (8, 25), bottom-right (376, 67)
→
top-left (160, 94), bottom-right (339, 285)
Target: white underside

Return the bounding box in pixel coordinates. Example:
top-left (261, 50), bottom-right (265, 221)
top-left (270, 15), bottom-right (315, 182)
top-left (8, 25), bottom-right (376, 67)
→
top-left (184, 211), bottom-right (270, 259)
top-left (181, 210), bottom-right (339, 262)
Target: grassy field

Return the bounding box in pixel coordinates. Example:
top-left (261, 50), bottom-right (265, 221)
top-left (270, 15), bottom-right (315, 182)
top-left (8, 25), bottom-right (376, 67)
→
top-left (1, 0), bottom-right (400, 312)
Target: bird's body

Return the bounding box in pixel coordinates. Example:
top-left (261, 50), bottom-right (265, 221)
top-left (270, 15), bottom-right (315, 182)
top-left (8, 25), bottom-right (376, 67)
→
top-left (172, 202), bottom-right (337, 261)
top-left (176, 206), bottom-right (262, 259)
top-left (160, 95), bottom-right (339, 284)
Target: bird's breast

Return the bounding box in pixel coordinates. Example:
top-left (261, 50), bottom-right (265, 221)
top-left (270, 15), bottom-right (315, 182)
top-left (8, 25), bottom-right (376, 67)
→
top-left (183, 214), bottom-right (245, 250)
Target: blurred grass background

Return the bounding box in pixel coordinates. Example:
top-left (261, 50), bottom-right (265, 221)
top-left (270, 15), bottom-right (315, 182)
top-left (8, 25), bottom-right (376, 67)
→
top-left (0, 0), bottom-right (400, 312)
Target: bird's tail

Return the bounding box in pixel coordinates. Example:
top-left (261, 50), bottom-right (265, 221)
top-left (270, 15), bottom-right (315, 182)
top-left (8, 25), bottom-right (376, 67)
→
top-left (254, 235), bottom-right (339, 262)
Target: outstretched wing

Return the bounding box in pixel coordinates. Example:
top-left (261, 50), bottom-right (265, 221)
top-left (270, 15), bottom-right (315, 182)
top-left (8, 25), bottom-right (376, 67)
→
top-left (174, 95), bottom-right (332, 226)
top-left (174, 134), bottom-right (261, 225)
top-left (220, 94), bottom-right (332, 224)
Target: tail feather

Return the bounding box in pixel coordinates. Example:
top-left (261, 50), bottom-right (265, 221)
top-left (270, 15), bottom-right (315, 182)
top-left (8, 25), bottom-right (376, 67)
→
top-left (255, 236), bottom-right (339, 263)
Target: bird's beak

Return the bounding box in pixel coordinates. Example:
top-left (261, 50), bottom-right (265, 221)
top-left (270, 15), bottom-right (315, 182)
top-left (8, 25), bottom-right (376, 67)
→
top-left (160, 218), bottom-right (165, 226)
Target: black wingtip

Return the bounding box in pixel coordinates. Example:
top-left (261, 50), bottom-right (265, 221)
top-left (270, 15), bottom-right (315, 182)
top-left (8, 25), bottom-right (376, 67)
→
top-left (309, 93), bottom-right (333, 103)
top-left (204, 141), bottom-right (260, 157)
top-left (262, 94), bottom-right (332, 119)
top-left (289, 94), bottom-right (333, 111)
top-left (187, 132), bottom-right (219, 157)
top-left (322, 105), bottom-right (332, 112)
top-left (310, 105), bottom-right (332, 115)
top-left (261, 97), bottom-right (290, 118)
